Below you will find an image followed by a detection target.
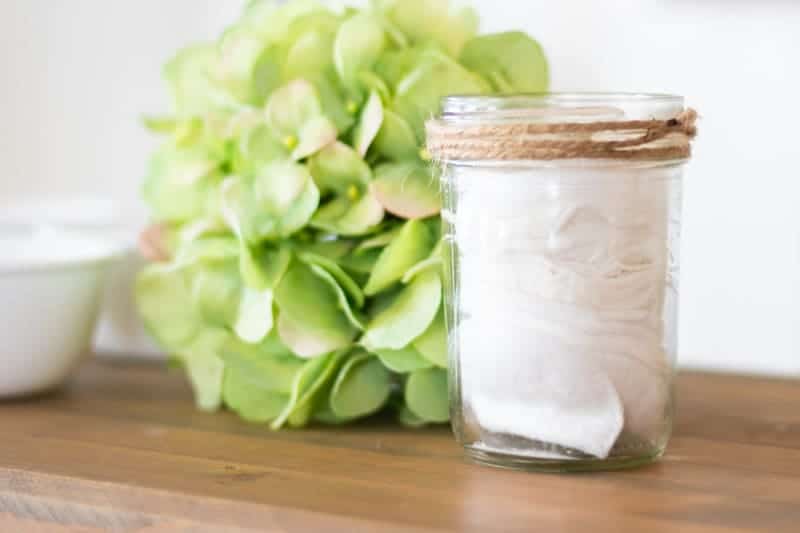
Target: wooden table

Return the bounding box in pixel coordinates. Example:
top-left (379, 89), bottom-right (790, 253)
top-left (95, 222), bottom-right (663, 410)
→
top-left (0, 360), bottom-right (798, 532)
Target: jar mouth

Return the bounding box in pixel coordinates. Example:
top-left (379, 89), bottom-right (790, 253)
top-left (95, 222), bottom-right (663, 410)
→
top-left (441, 93), bottom-right (685, 123)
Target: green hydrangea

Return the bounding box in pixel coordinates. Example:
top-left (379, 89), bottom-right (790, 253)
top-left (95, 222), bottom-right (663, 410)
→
top-left (137, 0), bottom-right (548, 428)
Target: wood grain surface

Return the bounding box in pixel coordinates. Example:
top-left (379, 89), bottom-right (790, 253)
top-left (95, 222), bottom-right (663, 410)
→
top-left (0, 359), bottom-right (798, 532)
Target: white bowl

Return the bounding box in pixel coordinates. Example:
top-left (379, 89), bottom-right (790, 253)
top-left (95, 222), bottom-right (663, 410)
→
top-left (0, 225), bottom-right (126, 398)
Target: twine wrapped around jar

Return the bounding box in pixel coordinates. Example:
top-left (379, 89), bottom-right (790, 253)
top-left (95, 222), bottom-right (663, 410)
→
top-left (426, 108), bottom-right (698, 161)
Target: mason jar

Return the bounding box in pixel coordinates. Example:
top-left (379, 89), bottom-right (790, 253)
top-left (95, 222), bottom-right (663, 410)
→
top-left (427, 94), bottom-right (697, 472)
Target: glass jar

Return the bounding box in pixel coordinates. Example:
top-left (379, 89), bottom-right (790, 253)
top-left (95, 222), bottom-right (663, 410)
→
top-left (428, 94), bottom-right (695, 472)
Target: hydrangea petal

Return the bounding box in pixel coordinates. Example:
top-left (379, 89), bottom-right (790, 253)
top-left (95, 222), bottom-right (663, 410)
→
top-left (362, 270), bottom-right (442, 350)
top-left (309, 141), bottom-right (371, 195)
top-left (274, 260), bottom-right (358, 357)
top-left (330, 352), bottom-right (392, 418)
top-left (353, 91), bottom-right (384, 157)
top-left (364, 219), bottom-right (434, 296)
top-left (136, 265), bottom-right (201, 351)
top-left (234, 287), bottom-right (274, 344)
top-left (412, 306), bottom-right (447, 368)
top-left (300, 252), bottom-right (365, 308)
top-left (372, 109), bottom-right (419, 161)
top-left (272, 350), bottom-right (346, 429)
top-left (460, 32), bottom-right (549, 93)
top-left (405, 367), bottom-right (449, 423)
top-left (266, 79), bottom-right (338, 156)
top-left (372, 162), bottom-right (441, 220)
top-left (373, 346), bottom-right (433, 374)
top-left (392, 50), bottom-right (490, 140)
top-left (219, 334), bottom-right (302, 392)
top-left (333, 13), bottom-right (386, 88)
top-left (311, 190), bottom-right (385, 237)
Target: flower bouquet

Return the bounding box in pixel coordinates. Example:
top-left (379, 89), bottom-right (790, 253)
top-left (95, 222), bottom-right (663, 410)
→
top-left (136, 0), bottom-right (548, 428)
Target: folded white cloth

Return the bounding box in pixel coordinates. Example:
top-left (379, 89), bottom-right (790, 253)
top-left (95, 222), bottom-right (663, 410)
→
top-left (453, 164), bottom-right (675, 458)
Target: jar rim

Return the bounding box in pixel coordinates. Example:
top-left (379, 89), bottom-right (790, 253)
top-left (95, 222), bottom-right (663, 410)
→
top-left (440, 92), bottom-right (685, 122)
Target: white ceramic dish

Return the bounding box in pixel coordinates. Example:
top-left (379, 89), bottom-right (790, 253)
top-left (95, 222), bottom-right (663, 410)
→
top-left (0, 225), bottom-right (126, 398)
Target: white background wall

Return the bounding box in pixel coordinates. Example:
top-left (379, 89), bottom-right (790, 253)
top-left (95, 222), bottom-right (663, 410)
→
top-left (1, 1), bottom-right (797, 375)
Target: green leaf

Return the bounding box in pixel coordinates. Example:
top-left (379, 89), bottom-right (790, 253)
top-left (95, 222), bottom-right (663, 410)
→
top-left (364, 219), bottom-right (434, 296)
top-left (373, 346), bottom-right (433, 373)
top-left (274, 260), bottom-right (358, 358)
top-left (363, 270), bottom-right (442, 350)
top-left (333, 13), bottom-right (386, 88)
top-left (460, 32), bottom-right (549, 93)
top-left (405, 367), bottom-right (449, 423)
top-left (372, 109), bottom-right (419, 161)
top-left (353, 91), bottom-right (384, 157)
top-left (372, 162), bottom-right (441, 220)
top-left (272, 350), bottom-right (345, 429)
top-left (330, 352), bottom-right (392, 418)
top-left (412, 306), bottom-right (447, 368)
